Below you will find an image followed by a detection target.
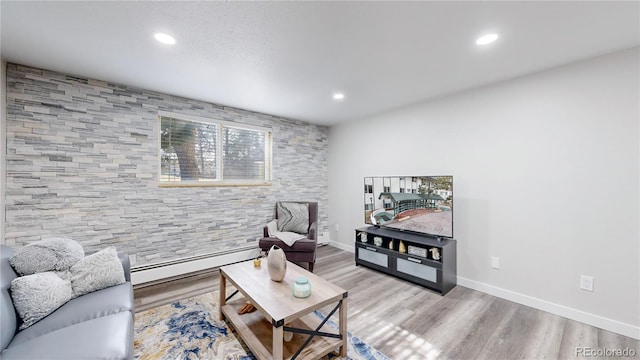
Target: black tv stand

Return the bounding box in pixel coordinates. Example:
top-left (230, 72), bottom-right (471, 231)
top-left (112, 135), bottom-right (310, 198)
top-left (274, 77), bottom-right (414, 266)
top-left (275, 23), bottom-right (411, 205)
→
top-left (355, 226), bottom-right (457, 295)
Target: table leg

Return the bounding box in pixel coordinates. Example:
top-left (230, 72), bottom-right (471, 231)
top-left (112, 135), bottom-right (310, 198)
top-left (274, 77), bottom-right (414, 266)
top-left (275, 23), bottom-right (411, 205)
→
top-left (273, 324), bottom-right (284, 359)
top-left (219, 272), bottom-right (226, 321)
top-left (339, 297), bottom-right (348, 357)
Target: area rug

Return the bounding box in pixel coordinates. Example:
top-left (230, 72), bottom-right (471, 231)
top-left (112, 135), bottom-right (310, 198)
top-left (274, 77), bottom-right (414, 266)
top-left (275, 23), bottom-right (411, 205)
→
top-left (134, 292), bottom-right (390, 360)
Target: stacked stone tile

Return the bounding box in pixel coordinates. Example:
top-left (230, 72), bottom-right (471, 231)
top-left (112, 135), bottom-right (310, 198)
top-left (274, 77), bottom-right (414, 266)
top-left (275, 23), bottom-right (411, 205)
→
top-left (5, 63), bottom-right (329, 266)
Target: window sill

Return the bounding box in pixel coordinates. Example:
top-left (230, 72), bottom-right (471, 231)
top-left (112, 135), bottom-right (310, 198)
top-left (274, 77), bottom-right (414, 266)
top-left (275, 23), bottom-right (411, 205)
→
top-left (158, 181), bottom-right (272, 188)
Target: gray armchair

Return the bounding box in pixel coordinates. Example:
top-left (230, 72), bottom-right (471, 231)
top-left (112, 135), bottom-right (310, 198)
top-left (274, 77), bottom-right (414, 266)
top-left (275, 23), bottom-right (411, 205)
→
top-left (259, 201), bottom-right (318, 272)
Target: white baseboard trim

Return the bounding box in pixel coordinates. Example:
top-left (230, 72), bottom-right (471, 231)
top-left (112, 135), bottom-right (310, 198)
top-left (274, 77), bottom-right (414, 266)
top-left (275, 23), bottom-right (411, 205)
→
top-left (131, 247), bottom-right (260, 286)
top-left (328, 241), bottom-right (354, 253)
top-left (457, 276), bottom-right (640, 340)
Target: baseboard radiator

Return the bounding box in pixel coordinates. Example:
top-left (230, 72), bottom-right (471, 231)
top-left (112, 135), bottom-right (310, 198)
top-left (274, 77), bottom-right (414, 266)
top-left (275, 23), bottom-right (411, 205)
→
top-left (130, 245), bottom-right (260, 286)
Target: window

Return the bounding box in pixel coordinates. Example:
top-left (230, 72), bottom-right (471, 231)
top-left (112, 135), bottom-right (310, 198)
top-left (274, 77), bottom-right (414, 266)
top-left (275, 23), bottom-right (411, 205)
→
top-left (159, 112), bottom-right (272, 186)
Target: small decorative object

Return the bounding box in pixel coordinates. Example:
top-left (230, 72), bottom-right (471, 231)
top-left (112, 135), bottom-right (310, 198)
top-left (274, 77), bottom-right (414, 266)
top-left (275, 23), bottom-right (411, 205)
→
top-left (292, 276), bottom-right (312, 298)
top-left (373, 236), bottom-right (383, 247)
top-left (359, 232), bottom-right (367, 243)
top-left (408, 245), bottom-right (427, 257)
top-left (237, 301), bottom-right (256, 314)
top-left (253, 256), bottom-right (262, 268)
top-left (388, 240), bottom-right (393, 250)
top-left (267, 245), bottom-right (287, 282)
top-left (429, 247), bottom-right (441, 260)
top-left (399, 241), bottom-right (406, 253)
top-left (284, 323), bottom-right (293, 342)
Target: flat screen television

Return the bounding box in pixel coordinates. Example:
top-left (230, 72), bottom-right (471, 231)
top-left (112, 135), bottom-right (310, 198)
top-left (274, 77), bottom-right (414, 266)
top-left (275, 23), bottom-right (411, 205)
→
top-left (364, 176), bottom-right (453, 239)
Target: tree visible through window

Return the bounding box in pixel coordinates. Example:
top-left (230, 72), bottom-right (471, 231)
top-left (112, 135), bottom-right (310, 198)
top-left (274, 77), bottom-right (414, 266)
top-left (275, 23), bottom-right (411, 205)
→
top-left (160, 114), bottom-right (271, 184)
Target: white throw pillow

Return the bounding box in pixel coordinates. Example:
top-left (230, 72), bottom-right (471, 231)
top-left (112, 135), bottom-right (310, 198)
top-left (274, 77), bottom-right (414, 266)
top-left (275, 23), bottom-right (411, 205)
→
top-left (11, 272), bottom-right (73, 329)
top-left (9, 237), bottom-right (84, 276)
top-left (70, 247), bottom-right (125, 297)
top-left (277, 202), bottom-right (309, 234)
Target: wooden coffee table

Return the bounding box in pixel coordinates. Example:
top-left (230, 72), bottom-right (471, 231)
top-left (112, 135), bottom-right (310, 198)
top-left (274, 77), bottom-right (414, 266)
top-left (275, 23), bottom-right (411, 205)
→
top-left (219, 260), bottom-right (348, 360)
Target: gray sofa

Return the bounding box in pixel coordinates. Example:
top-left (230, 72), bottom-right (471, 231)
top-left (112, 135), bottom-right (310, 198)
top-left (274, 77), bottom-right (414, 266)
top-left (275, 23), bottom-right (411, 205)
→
top-left (0, 245), bottom-right (134, 360)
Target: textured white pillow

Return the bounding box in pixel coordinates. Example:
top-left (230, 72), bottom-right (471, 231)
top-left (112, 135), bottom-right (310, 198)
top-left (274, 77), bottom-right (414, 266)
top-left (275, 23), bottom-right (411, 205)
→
top-left (11, 272), bottom-right (73, 329)
top-left (277, 202), bottom-right (309, 234)
top-left (9, 237), bottom-right (84, 276)
top-left (70, 247), bottom-right (125, 297)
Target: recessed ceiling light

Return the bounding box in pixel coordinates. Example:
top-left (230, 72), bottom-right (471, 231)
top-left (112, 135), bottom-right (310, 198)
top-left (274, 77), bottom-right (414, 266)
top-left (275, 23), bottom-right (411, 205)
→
top-left (154, 33), bottom-right (176, 45)
top-left (333, 93), bottom-right (345, 100)
top-left (476, 33), bottom-right (499, 46)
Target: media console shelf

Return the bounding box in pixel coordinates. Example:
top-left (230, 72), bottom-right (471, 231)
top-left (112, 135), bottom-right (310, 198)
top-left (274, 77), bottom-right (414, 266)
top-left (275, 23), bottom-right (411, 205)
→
top-left (355, 226), bottom-right (457, 295)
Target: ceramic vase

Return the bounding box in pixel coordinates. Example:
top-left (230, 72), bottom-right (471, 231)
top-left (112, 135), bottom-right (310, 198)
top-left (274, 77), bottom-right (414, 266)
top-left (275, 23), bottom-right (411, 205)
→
top-left (267, 245), bottom-right (287, 282)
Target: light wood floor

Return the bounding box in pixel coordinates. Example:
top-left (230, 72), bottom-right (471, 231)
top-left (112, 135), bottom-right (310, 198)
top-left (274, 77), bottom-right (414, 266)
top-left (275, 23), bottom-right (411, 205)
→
top-left (134, 245), bottom-right (639, 360)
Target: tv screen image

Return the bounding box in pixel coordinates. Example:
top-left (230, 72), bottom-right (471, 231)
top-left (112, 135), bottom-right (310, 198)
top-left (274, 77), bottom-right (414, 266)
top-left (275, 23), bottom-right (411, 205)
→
top-left (364, 176), bottom-right (453, 238)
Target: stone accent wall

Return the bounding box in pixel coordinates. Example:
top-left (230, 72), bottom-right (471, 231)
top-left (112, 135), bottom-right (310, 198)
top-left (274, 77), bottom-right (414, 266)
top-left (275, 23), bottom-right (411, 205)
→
top-left (4, 63), bottom-right (328, 266)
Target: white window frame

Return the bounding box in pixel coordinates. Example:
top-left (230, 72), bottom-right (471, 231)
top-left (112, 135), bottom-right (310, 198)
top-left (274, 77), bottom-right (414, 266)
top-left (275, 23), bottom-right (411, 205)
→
top-left (158, 111), bottom-right (272, 187)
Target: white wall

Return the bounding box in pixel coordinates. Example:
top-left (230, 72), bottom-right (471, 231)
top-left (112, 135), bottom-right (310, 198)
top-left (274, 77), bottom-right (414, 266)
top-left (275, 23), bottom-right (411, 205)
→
top-left (328, 48), bottom-right (639, 338)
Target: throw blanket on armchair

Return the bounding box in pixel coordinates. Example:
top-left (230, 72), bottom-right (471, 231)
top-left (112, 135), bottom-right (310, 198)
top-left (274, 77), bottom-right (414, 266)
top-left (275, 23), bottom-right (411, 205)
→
top-left (266, 220), bottom-right (305, 247)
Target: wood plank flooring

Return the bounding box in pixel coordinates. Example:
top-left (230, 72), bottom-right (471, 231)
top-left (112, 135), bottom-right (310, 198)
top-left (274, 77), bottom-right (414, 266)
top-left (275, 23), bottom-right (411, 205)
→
top-left (134, 245), bottom-right (639, 359)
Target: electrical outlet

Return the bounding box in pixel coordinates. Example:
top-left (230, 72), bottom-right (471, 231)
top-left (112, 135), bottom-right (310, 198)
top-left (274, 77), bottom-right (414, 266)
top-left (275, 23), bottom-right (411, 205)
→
top-left (335, 223), bottom-right (339, 232)
top-left (580, 275), bottom-right (594, 291)
top-left (491, 256), bottom-right (500, 269)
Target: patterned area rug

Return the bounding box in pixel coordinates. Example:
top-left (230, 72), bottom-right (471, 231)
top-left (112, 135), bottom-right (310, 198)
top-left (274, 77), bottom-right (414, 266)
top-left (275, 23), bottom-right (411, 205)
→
top-left (134, 292), bottom-right (390, 360)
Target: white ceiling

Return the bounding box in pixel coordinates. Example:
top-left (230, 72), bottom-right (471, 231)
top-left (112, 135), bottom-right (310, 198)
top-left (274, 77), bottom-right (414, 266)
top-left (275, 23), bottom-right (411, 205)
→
top-left (1, 1), bottom-right (639, 126)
